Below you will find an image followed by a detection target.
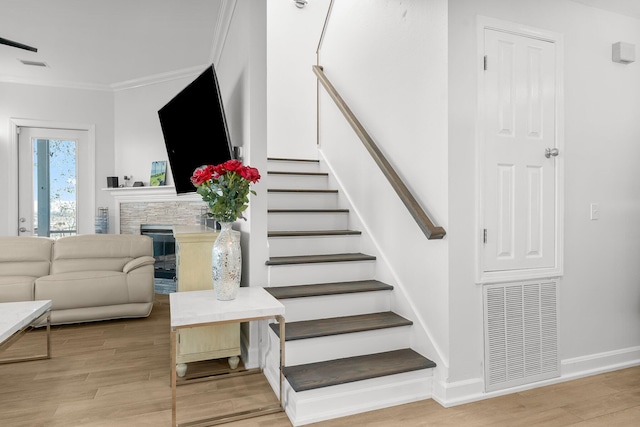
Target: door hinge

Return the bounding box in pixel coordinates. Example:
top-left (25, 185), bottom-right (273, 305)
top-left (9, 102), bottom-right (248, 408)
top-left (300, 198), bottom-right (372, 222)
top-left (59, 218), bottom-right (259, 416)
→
top-left (483, 228), bottom-right (488, 244)
top-left (483, 55), bottom-right (488, 71)
top-left (16, 126), bottom-right (21, 135)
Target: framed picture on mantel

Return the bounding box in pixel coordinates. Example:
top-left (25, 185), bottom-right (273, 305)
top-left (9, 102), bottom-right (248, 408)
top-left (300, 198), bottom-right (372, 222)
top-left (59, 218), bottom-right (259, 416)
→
top-left (150, 160), bottom-right (167, 186)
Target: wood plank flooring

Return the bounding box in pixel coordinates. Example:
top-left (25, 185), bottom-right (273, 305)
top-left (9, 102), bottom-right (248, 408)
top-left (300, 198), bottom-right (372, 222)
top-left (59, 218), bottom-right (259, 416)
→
top-left (1, 294), bottom-right (639, 426)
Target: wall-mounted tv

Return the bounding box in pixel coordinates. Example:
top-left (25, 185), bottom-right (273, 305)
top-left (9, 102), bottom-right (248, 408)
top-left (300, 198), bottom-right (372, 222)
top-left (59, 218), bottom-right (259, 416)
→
top-left (158, 64), bottom-right (233, 194)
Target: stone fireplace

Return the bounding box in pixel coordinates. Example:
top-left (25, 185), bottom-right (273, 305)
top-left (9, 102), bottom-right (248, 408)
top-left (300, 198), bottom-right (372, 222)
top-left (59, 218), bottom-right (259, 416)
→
top-left (104, 186), bottom-right (209, 294)
top-left (104, 186), bottom-right (207, 234)
top-left (120, 200), bottom-right (205, 234)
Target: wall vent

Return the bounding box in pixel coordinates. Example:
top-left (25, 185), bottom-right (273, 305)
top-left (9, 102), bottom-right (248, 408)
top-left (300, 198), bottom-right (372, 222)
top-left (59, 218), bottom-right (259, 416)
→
top-left (19, 59), bottom-right (48, 67)
top-left (483, 280), bottom-right (559, 392)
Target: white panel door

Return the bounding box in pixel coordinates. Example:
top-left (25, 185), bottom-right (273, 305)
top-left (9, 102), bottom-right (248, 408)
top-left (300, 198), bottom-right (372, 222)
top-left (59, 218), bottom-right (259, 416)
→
top-left (483, 29), bottom-right (557, 273)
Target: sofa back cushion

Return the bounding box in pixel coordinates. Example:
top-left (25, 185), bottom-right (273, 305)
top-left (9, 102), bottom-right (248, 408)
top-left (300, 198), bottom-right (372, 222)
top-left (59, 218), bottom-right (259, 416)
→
top-left (51, 234), bottom-right (153, 274)
top-left (0, 236), bottom-right (53, 277)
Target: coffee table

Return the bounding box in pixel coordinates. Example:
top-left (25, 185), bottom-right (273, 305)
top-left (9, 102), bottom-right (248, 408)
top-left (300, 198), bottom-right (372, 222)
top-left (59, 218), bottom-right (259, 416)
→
top-left (170, 287), bottom-right (285, 427)
top-left (0, 300), bottom-right (52, 364)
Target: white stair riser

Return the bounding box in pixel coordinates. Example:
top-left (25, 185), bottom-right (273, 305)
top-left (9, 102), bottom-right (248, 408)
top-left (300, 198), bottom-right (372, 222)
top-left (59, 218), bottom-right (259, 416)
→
top-left (268, 192), bottom-right (339, 210)
top-left (268, 212), bottom-right (348, 231)
top-left (274, 291), bottom-right (391, 322)
top-left (271, 326), bottom-right (411, 366)
top-left (268, 160), bottom-right (320, 173)
top-left (268, 174), bottom-right (329, 190)
top-left (268, 235), bottom-right (360, 257)
top-left (263, 365), bottom-right (433, 426)
top-left (268, 261), bottom-right (375, 287)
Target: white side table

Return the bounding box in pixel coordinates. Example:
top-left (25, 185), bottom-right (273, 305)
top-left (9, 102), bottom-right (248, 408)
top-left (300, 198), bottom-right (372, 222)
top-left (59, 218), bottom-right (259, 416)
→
top-left (170, 287), bottom-right (285, 426)
top-left (0, 300), bottom-right (52, 364)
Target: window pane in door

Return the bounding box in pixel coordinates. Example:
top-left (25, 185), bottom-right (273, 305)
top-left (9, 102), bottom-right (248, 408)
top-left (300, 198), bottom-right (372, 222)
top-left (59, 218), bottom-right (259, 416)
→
top-left (33, 139), bottom-right (77, 238)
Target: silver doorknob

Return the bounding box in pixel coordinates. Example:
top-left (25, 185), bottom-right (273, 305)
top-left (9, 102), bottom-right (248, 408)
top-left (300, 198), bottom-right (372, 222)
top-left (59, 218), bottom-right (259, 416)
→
top-left (545, 148), bottom-right (559, 158)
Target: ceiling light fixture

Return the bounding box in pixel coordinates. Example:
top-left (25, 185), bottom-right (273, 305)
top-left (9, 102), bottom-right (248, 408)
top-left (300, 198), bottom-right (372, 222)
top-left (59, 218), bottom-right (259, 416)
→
top-left (294, 0), bottom-right (308, 9)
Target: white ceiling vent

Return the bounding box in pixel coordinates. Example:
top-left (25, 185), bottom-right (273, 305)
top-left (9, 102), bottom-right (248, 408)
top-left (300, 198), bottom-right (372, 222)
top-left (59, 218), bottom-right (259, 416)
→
top-left (483, 280), bottom-right (559, 392)
top-left (19, 59), bottom-right (48, 67)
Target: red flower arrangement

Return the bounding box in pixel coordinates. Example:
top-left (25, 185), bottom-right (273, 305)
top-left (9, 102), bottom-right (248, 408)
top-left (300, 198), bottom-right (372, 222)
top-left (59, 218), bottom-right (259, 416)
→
top-left (191, 160), bottom-right (261, 222)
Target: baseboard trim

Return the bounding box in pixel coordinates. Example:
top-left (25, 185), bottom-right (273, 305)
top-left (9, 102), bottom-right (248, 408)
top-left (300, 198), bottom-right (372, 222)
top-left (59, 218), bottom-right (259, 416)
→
top-left (434, 346), bottom-right (640, 408)
top-left (561, 345), bottom-right (640, 380)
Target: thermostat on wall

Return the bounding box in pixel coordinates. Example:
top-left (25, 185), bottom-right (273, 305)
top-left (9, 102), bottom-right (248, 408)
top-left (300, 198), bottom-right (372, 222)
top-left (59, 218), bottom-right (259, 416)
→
top-left (613, 42), bottom-right (635, 64)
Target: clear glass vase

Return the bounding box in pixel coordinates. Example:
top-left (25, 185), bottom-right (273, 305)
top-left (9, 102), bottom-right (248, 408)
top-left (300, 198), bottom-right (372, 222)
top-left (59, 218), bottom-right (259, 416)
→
top-left (211, 222), bottom-right (241, 300)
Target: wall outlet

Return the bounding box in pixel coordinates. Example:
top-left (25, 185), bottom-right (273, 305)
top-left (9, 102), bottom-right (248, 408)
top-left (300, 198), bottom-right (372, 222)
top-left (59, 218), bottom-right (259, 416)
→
top-left (590, 203), bottom-right (599, 220)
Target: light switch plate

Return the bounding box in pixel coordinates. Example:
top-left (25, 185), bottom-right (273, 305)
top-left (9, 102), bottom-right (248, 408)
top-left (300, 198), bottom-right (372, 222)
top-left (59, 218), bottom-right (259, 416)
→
top-left (590, 203), bottom-right (599, 220)
top-left (613, 42), bottom-right (635, 64)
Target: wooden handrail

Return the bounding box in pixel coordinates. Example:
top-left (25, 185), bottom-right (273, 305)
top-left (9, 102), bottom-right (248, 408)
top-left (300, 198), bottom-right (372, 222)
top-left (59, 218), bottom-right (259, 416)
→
top-left (313, 65), bottom-right (446, 240)
top-left (316, 0), bottom-right (335, 58)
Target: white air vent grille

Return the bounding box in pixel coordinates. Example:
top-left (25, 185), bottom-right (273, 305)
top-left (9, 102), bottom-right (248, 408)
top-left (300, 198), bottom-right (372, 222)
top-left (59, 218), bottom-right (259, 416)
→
top-left (19, 59), bottom-right (48, 67)
top-left (483, 280), bottom-right (559, 392)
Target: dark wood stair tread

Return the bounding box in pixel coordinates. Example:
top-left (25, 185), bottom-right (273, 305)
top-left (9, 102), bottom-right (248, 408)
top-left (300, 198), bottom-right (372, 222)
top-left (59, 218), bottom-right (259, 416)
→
top-left (283, 349), bottom-right (436, 392)
top-left (268, 188), bottom-right (338, 193)
top-left (268, 230), bottom-right (361, 238)
top-left (268, 171), bottom-right (328, 176)
top-left (268, 208), bottom-right (348, 213)
top-left (269, 312), bottom-right (412, 340)
top-left (268, 157), bottom-right (319, 163)
top-left (265, 280), bottom-right (392, 299)
top-left (266, 253), bottom-right (375, 266)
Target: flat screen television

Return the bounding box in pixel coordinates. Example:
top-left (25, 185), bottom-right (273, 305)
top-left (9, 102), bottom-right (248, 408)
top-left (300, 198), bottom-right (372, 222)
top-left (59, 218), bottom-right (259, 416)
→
top-left (158, 64), bottom-right (233, 194)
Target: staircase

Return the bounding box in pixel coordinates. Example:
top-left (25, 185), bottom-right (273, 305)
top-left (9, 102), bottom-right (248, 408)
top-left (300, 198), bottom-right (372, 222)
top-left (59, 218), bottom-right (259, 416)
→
top-left (264, 158), bottom-right (436, 426)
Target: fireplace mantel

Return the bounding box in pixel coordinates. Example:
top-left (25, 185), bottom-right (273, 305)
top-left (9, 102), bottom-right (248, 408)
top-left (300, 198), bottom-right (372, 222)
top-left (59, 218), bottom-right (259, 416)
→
top-left (102, 186), bottom-right (200, 203)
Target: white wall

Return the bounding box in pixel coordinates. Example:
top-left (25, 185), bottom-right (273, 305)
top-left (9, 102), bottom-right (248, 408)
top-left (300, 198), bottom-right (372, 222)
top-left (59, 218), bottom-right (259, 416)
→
top-left (266, 0), bottom-right (331, 160)
top-left (449, 0), bottom-right (640, 397)
top-left (0, 82), bottom-right (114, 236)
top-left (216, 0), bottom-right (268, 368)
top-left (113, 77), bottom-right (196, 188)
top-left (317, 0), bottom-right (450, 376)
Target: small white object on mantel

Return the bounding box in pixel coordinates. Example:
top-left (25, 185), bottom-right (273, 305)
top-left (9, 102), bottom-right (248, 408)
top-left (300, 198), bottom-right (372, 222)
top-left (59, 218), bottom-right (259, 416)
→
top-left (612, 42), bottom-right (635, 64)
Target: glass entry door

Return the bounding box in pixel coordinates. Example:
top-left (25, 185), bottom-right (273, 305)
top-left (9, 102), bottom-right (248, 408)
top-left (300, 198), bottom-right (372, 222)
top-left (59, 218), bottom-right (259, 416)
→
top-left (18, 127), bottom-right (87, 238)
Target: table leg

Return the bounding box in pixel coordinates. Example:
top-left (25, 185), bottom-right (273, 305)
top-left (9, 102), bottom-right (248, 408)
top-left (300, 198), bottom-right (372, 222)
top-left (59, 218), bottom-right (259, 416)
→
top-left (277, 315), bottom-right (285, 410)
top-left (0, 310), bottom-right (52, 364)
top-left (46, 312), bottom-right (51, 359)
top-left (169, 314), bottom-right (285, 426)
top-left (171, 328), bottom-right (177, 427)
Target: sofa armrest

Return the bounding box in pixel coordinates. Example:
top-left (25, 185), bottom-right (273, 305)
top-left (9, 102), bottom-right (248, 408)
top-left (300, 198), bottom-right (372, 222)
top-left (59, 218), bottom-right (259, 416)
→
top-left (123, 256), bottom-right (155, 274)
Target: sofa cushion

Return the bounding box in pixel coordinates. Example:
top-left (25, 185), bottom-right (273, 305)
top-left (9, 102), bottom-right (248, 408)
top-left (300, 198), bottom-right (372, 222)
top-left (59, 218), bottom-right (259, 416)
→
top-left (0, 236), bottom-right (52, 277)
top-left (0, 276), bottom-right (36, 302)
top-left (50, 234), bottom-right (153, 274)
top-left (35, 271), bottom-right (129, 310)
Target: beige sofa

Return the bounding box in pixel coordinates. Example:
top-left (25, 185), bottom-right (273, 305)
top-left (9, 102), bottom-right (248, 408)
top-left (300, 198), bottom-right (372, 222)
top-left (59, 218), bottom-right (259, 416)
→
top-left (0, 234), bottom-right (155, 325)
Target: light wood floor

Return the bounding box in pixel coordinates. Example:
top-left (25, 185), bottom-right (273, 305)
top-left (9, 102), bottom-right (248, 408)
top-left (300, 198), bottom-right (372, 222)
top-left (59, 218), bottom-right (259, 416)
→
top-left (1, 294), bottom-right (639, 426)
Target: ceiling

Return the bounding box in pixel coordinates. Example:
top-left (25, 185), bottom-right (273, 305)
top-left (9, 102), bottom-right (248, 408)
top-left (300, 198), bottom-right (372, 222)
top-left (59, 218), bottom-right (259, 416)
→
top-left (571, 0), bottom-right (640, 19)
top-left (0, 0), bottom-right (223, 90)
top-left (0, 1), bottom-right (638, 91)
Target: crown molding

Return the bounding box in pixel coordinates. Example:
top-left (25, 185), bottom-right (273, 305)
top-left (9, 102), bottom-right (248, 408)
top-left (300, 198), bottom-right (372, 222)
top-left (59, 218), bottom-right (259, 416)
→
top-left (0, 74), bottom-right (112, 91)
top-left (110, 65), bottom-right (208, 91)
top-left (210, 0), bottom-right (238, 66)
top-left (0, 63), bottom-right (209, 92)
